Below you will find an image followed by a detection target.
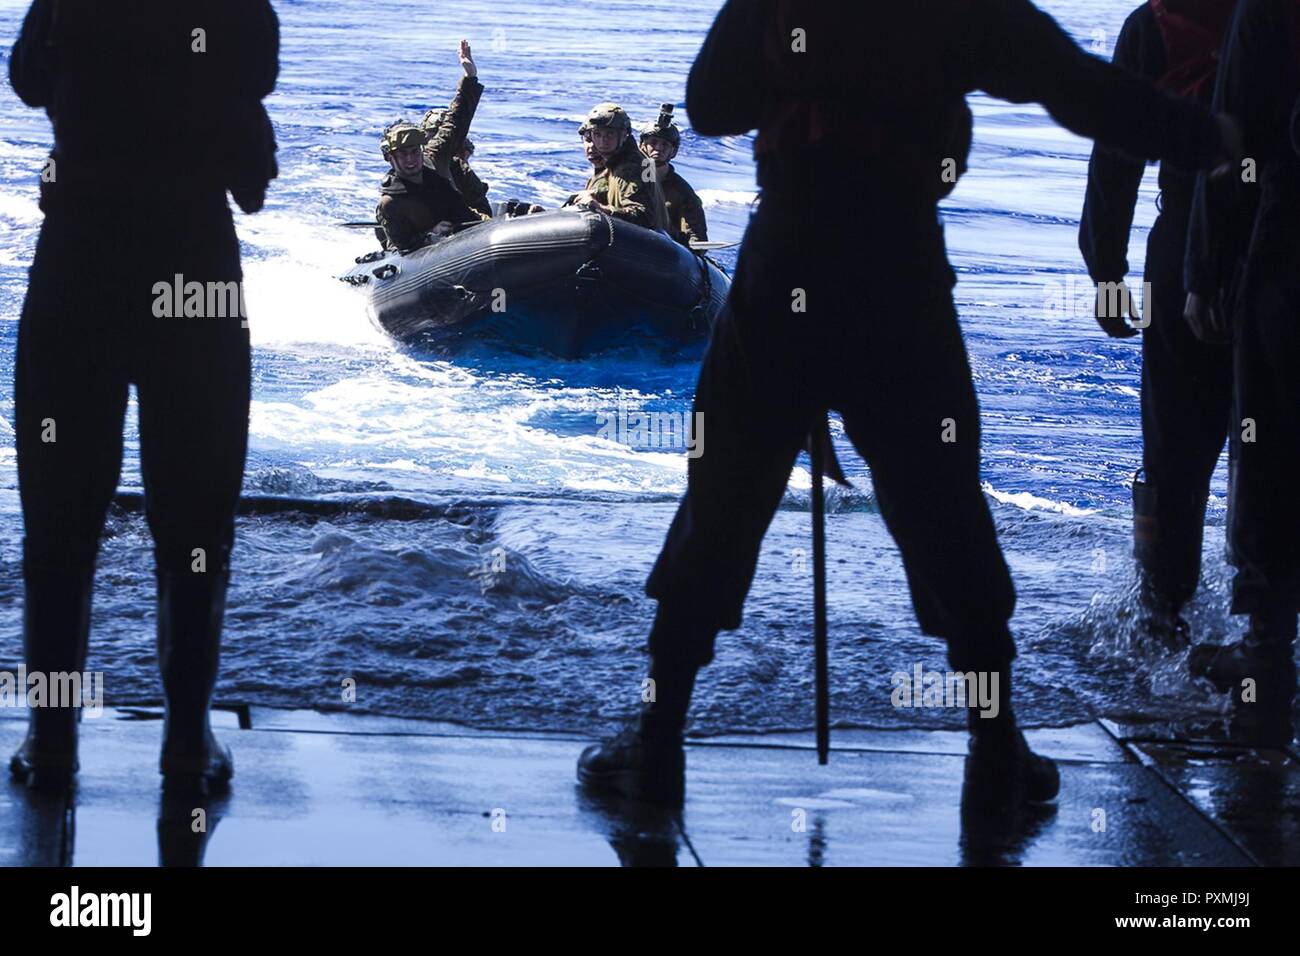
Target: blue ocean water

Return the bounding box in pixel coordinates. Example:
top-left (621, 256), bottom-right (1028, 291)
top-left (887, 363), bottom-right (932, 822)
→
top-left (0, 0), bottom-right (1237, 735)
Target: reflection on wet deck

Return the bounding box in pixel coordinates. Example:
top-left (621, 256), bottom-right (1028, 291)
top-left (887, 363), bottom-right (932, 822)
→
top-left (1, 708), bottom-right (1295, 866)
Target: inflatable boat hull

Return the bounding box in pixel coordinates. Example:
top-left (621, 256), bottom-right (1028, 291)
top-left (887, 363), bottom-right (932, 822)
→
top-left (341, 210), bottom-right (730, 357)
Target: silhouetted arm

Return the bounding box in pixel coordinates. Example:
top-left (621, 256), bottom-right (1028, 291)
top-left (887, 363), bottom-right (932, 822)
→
top-left (9, 0), bottom-right (58, 108)
top-left (1185, 0), bottom-right (1268, 297)
top-left (604, 166), bottom-right (660, 228)
top-left (968, 0), bottom-right (1219, 170)
top-left (1078, 6), bottom-right (1156, 283)
top-left (686, 0), bottom-right (770, 136)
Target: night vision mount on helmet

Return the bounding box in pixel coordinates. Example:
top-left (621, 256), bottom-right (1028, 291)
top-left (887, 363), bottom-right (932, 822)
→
top-left (640, 103), bottom-right (681, 147)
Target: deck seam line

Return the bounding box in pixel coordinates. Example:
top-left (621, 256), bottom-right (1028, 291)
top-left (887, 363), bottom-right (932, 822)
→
top-left (1094, 720), bottom-right (1259, 866)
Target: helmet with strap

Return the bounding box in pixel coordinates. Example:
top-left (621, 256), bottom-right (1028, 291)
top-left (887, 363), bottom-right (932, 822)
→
top-left (381, 121), bottom-right (428, 158)
top-left (586, 102), bottom-right (631, 133)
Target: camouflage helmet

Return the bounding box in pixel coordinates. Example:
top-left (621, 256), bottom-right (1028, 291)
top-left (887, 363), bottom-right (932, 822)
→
top-left (381, 121), bottom-right (427, 158)
top-left (585, 102), bottom-right (631, 133)
top-left (639, 103), bottom-right (681, 149)
top-left (578, 120), bottom-right (594, 140)
top-left (421, 107), bottom-right (449, 134)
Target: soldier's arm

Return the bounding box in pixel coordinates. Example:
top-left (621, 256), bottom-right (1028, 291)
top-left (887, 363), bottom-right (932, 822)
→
top-left (10, 0), bottom-right (58, 108)
top-left (460, 163), bottom-right (493, 217)
top-left (1078, 6), bottom-right (1156, 284)
top-left (427, 75), bottom-right (485, 169)
top-left (965, 0), bottom-right (1220, 172)
top-left (377, 196), bottom-right (423, 251)
top-left (1185, 0), bottom-right (1268, 298)
top-left (601, 172), bottom-right (655, 227)
top-left (681, 181), bottom-right (709, 243)
top-left (686, 0), bottom-right (772, 136)
top-left (438, 178), bottom-right (481, 230)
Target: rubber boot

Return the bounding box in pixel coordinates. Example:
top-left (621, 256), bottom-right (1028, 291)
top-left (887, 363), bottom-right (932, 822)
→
top-left (1136, 585), bottom-right (1191, 651)
top-left (156, 566), bottom-right (234, 795)
top-left (9, 566), bottom-right (94, 790)
top-left (577, 655), bottom-right (696, 807)
top-left (1132, 475), bottom-right (1194, 650)
top-left (1189, 601), bottom-right (1297, 746)
top-left (961, 663), bottom-right (1060, 811)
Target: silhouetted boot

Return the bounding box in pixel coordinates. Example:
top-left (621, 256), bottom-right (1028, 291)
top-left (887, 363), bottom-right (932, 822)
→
top-left (577, 656), bottom-right (696, 806)
top-left (1188, 602), bottom-right (1297, 746)
top-left (961, 664), bottom-right (1059, 811)
top-left (9, 566), bottom-right (94, 790)
top-left (1132, 477), bottom-right (1197, 650)
top-left (157, 567), bottom-right (234, 795)
top-left (1136, 588), bottom-right (1191, 651)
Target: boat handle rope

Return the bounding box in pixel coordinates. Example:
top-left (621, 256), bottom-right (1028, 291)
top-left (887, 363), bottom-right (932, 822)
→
top-left (574, 209), bottom-right (616, 280)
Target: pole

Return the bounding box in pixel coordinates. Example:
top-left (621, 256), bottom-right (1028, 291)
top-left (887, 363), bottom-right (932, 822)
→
top-left (810, 418), bottom-right (830, 765)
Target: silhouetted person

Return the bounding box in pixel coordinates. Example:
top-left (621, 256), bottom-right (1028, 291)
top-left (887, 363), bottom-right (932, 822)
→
top-left (1079, 1), bottom-right (1238, 649)
top-left (1184, 0), bottom-right (1300, 745)
top-left (8, 0), bottom-right (279, 792)
top-left (579, 0), bottom-right (1237, 808)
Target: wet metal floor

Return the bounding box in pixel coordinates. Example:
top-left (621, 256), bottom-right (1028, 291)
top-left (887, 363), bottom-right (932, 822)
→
top-left (0, 708), bottom-right (1295, 866)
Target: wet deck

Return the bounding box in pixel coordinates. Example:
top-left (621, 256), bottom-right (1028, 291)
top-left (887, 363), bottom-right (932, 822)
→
top-left (1, 707), bottom-right (1296, 866)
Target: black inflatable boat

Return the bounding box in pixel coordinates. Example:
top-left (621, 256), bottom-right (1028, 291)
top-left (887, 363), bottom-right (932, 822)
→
top-left (340, 209), bottom-right (730, 357)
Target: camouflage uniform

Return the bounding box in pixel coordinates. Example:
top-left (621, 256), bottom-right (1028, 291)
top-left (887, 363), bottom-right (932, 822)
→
top-left (640, 104), bottom-right (708, 244)
top-left (375, 122), bottom-right (477, 251)
top-left (422, 76), bottom-right (491, 219)
top-left (451, 151), bottom-right (492, 218)
top-left (582, 135), bottom-right (669, 231)
top-left (659, 165), bottom-right (708, 244)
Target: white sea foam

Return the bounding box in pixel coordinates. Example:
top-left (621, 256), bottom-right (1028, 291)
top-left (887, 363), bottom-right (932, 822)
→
top-left (982, 482), bottom-right (1097, 517)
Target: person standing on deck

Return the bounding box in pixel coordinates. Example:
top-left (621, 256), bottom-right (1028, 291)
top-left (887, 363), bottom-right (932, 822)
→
top-left (1078, 0), bottom-right (1239, 650)
top-left (1183, 0), bottom-right (1300, 746)
top-left (577, 0), bottom-right (1240, 808)
top-left (8, 0), bottom-right (279, 793)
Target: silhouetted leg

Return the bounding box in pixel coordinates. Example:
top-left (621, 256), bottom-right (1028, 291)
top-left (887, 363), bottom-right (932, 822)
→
top-left (835, 291), bottom-right (1015, 674)
top-left (11, 222), bottom-right (128, 786)
top-left (133, 221), bottom-right (250, 790)
top-left (1190, 290), bottom-right (1299, 745)
top-left (581, 202), bottom-right (813, 804)
top-left (834, 269), bottom-right (1056, 808)
top-left (645, 301), bottom-right (811, 667)
top-left (646, 201), bottom-right (817, 668)
top-left (1225, 298), bottom-right (1300, 619)
top-left (1137, 250), bottom-right (1232, 632)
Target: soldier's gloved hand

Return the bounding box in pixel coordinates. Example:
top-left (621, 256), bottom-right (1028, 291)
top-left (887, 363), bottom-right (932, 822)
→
top-left (1184, 292), bottom-right (1230, 344)
top-left (1210, 112), bottom-right (1243, 179)
top-left (459, 39), bottom-right (477, 78)
top-left (1093, 284), bottom-right (1139, 339)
